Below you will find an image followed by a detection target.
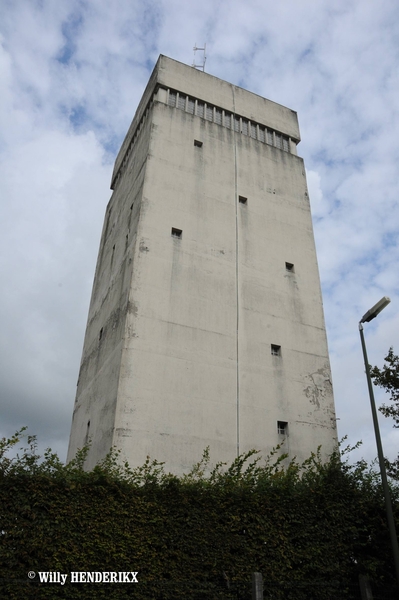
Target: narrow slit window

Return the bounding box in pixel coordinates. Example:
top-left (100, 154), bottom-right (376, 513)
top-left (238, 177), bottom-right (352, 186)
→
top-left (224, 112), bottom-right (231, 128)
top-left (277, 421), bottom-right (288, 435)
top-left (285, 262), bottom-right (294, 272)
top-left (171, 227), bottom-right (182, 239)
top-left (194, 140), bottom-right (203, 147)
top-left (282, 136), bottom-right (289, 152)
top-left (271, 344), bottom-right (281, 356)
top-left (168, 91), bottom-right (177, 107)
top-left (239, 196), bottom-right (247, 204)
top-left (85, 420), bottom-right (91, 443)
top-left (197, 101), bottom-right (204, 118)
top-left (177, 94), bottom-right (186, 110)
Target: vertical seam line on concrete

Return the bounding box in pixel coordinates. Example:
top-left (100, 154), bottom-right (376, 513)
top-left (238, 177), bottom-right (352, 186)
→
top-left (232, 85), bottom-right (240, 458)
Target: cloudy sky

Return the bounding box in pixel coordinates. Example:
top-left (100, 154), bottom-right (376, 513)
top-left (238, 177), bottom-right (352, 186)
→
top-left (1, 0), bottom-right (399, 466)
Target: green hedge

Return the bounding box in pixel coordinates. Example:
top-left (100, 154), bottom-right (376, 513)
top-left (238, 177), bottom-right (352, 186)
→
top-left (0, 431), bottom-right (398, 599)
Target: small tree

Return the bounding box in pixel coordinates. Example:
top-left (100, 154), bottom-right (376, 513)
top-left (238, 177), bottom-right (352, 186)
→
top-left (371, 347), bottom-right (399, 478)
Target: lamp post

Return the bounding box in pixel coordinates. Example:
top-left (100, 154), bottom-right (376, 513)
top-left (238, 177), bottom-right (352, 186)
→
top-left (359, 296), bottom-right (399, 589)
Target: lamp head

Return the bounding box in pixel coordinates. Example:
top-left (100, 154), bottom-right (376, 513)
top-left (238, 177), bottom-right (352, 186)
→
top-left (360, 296), bottom-right (391, 323)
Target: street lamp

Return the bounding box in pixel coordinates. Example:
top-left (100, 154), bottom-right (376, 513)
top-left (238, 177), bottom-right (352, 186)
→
top-left (359, 296), bottom-right (399, 589)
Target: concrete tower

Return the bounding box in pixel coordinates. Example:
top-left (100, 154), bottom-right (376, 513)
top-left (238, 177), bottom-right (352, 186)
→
top-left (68, 56), bottom-right (337, 474)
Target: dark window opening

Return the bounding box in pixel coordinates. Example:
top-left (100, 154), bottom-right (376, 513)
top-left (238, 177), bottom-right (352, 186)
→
top-left (85, 420), bottom-right (91, 443)
top-left (171, 228), bottom-right (182, 239)
top-left (110, 245), bottom-right (115, 269)
top-left (271, 344), bottom-right (281, 356)
top-left (285, 262), bottom-right (294, 272)
top-left (194, 140), bottom-right (203, 147)
top-left (239, 196), bottom-right (247, 204)
top-left (277, 421), bottom-right (288, 435)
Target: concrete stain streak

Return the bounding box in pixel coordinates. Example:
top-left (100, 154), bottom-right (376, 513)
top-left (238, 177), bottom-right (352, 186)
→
top-left (303, 366), bottom-right (333, 409)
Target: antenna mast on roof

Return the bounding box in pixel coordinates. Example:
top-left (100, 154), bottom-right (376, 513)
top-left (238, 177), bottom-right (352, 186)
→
top-left (192, 43), bottom-right (207, 72)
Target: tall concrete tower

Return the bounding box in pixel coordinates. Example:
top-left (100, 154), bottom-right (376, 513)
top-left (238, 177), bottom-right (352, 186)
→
top-left (68, 56), bottom-right (337, 474)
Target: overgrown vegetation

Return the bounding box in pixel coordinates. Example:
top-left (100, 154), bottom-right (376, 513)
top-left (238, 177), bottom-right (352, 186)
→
top-left (0, 429), bottom-right (398, 599)
top-left (371, 347), bottom-right (399, 479)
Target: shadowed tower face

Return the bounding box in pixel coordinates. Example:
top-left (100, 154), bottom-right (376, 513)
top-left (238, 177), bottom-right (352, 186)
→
top-left (67, 55), bottom-right (337, 474)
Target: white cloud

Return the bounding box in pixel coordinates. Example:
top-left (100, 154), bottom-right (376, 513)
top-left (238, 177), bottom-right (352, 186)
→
top-left (0, 124), bottom-right (111, 458)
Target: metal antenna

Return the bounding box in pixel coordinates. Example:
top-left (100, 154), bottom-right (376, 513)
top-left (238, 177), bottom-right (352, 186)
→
top-left (192, 43), bottom-right (207, 72)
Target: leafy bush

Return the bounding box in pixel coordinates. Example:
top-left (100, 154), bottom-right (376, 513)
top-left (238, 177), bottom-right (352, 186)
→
top-left (0, 429), bottom-right (398, 599)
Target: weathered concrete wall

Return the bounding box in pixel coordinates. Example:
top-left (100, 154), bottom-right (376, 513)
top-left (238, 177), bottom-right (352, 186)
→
top-left (68, 56), bottom-right (337, 473)
top-left (67, 104), bottom-right (152, 467)
top-left (112, 55), bottom-right (300, 188)
top-left (156, 56), bottom-right (300, 140)
top-left (113, 104), bottom-right (239, 472)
